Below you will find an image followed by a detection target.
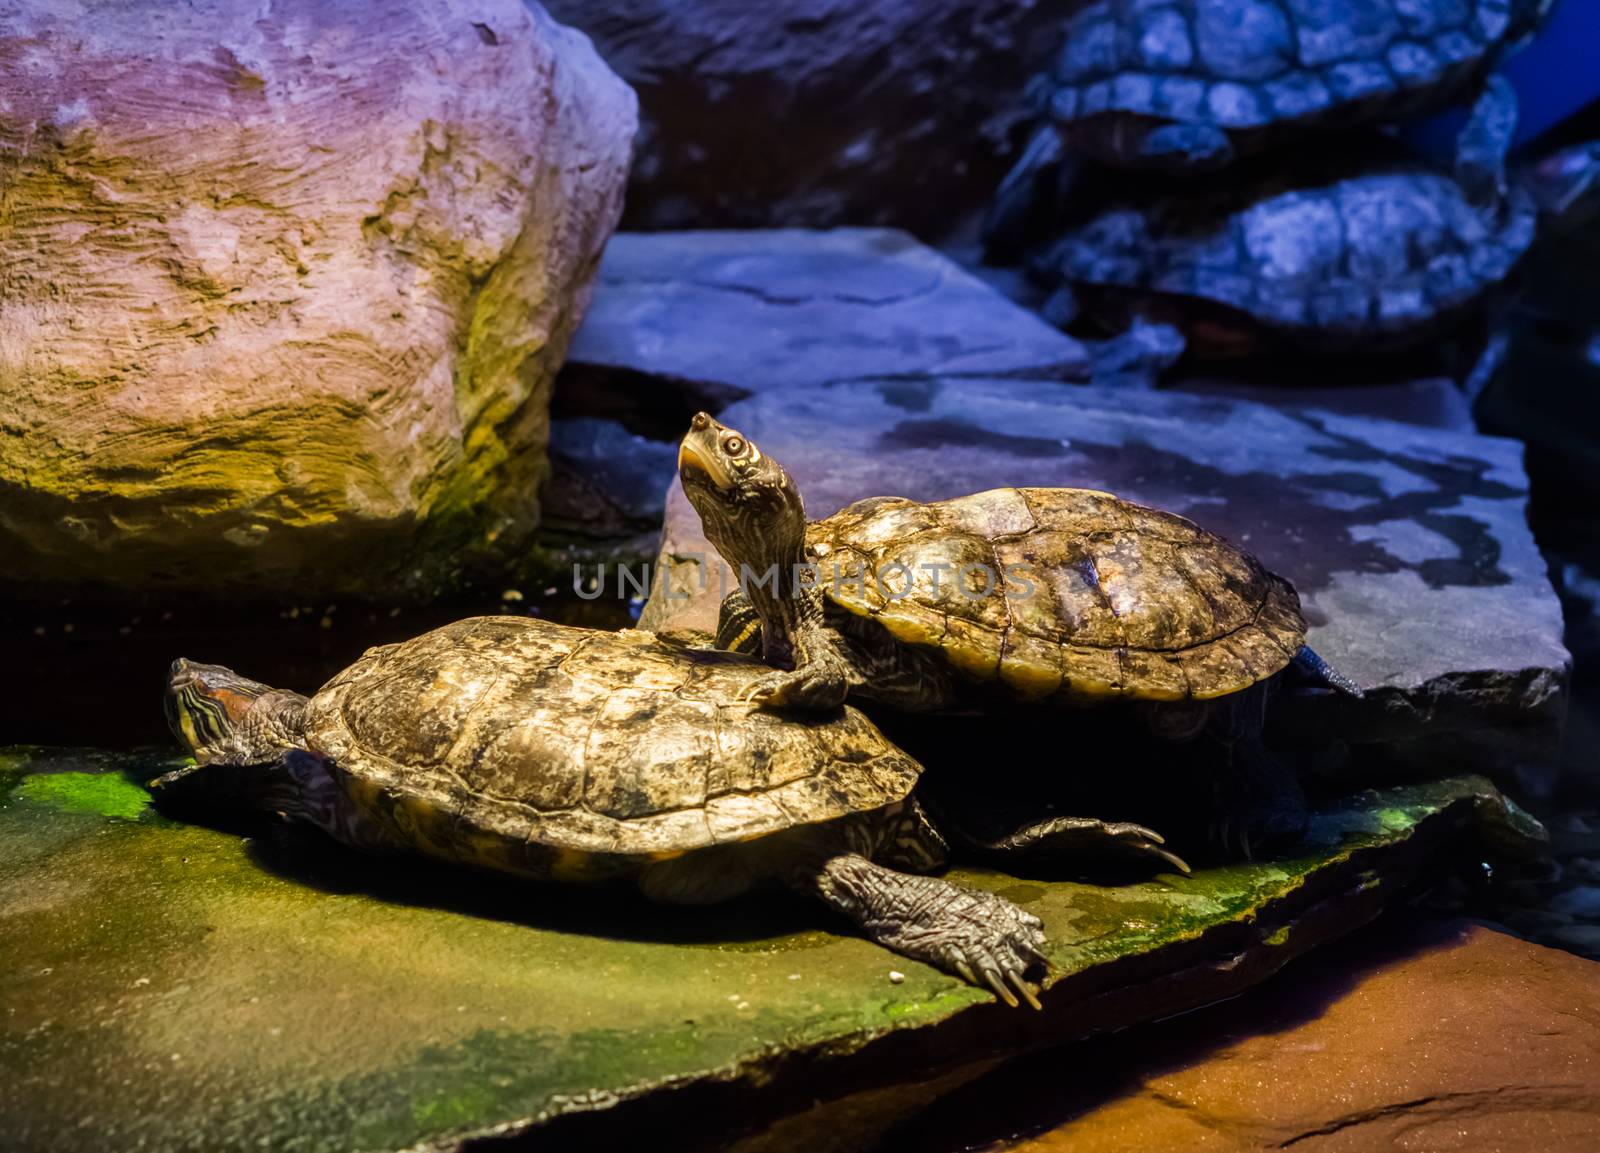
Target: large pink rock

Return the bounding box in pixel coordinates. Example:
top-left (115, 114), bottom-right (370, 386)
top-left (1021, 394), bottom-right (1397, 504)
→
top-left (0, 0), bottom-right (635, 597)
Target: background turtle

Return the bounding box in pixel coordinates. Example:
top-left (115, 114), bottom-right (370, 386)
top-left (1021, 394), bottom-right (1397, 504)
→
top-left (985, 1), bottom-right (1550, 250)
top-left (678, 414), bottom-right (1358, 850)
top-left (157, 616), bottom-right (1060, 1005)
top-left (1028, 133), bottom-right (1600, 357)
top-left (1036, 0), bottom-right (1546, 173)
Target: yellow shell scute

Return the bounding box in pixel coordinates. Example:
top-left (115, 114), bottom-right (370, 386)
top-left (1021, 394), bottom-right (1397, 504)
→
top-left (998, 633), bottom-right (1064, 700)
top-left (939, 618), bottom-right (1003, 681)
top-left (1059, 646), bottom-right (1125, 699)
top-left (876, 605), bottom-right (947, 648)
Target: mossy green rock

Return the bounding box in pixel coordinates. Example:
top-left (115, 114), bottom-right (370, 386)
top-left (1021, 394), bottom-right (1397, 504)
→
top-left (0, 748), bottom-right (1541, 1152)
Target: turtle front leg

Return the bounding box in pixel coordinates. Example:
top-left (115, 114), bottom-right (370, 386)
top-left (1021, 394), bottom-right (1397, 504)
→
top-left (739, 623), bottom-right (860, 710)
top-left (974, 815), bottom-right (1192, 876)
top-left (798, 853), bottom-right (1049, 1009)
top-left (1455, 74), bottom-right (1517, 208)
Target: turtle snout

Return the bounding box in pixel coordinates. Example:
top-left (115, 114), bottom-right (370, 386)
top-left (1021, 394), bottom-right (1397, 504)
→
top-left (690, 411), bottom-right (712, 431)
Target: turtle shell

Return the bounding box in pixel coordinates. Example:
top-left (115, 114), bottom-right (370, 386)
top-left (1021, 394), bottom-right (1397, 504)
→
top-left (1038, 156), bottom-right (1538, 345)
top-left (808, 488), bottom-right (1304, 703)
top-left (1042, 0), bottom-right (1538, 167)
top-left (301, 617), bottom-right (920, 869)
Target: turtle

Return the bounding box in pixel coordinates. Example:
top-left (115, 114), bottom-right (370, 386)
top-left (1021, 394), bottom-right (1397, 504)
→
top-left (156, 616), bottom-right (1068, 1006)
top-left (983, 0), bottom-right (1552, 250)
top-left (1035, 0), bottom-right (1546, 174)
top-left (676, 413), bottom-right (1361, 851)
top-left (1026, 131), bottom-right (1600, 357)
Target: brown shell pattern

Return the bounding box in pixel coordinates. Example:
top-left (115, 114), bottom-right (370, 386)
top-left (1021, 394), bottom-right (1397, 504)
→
top-left (301, 617), bottom-right (920, 861)
top-left (811, 488), bottom-right (1305, 703)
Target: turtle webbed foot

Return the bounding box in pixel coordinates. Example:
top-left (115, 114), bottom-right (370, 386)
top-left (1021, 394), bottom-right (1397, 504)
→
top-left (809, 854), bottom-right (1049, 1010)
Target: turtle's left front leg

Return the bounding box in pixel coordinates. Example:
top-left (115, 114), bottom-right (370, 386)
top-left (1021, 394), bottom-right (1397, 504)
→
top-left (797, 852), bottom-right (1049, 1009)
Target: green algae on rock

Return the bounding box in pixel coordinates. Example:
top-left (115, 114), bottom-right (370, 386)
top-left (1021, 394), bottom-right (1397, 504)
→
top-left (0, 747), bottom-right (1544, 1152)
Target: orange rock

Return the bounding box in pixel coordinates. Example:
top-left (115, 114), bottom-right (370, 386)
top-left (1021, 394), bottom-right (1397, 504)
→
top-left (1004, 922), bottom-right (1600, 1153)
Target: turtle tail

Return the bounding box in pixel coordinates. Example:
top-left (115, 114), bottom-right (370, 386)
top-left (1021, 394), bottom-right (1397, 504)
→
top-left (1292, 645), bottom-right (1363, 698)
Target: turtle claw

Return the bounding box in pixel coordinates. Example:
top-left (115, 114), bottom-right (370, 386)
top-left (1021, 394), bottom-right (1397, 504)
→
top-left (737, 668), bottom-right (849, 711)
top-left (1152, 845), bottom-right (1193, 875)
top-left (930, 895), bottom-right (1050, 1010)
top-left (983, 966), bottom-right (1019, 1008)
top-left (736, 676), bottom-right (778, 707)
top-left (981, 815), bottom-right (1191, 876)
top-left (1117, 823), bottom-right (1193, 874)
top-left (1010, 969), bottom-right (1043, 1011)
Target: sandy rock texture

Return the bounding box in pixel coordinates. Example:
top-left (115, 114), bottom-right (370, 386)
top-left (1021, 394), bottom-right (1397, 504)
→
top-left (0, 0), bottom-right (635, 598)
top-left (540, 0), bottom-right (1093, 233)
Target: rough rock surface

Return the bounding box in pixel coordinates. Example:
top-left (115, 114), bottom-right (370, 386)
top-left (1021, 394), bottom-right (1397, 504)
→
top-left (541, 417), bottom-right (680, 555)
top-left (0, 0), bottom-right (636, 598)
top-left (999, 921), bottom-right (1600, 1153)
top-left (546, 229), bottom-right (1089, 545)
top-left (0, 749), bottom-right (1531, 1151)
top-left (539, 0), bottom-right (1093, 233)
top-left (563, 229), bottom-right (1089, 411)
top-left (1176, 376), bottom-right (1477, 431)
top-left (642, 381), bottom-right (1568, 766)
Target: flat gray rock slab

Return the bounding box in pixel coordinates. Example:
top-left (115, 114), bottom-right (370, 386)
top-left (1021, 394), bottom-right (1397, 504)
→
top-left (561, 229), bottom-right (1090, 415)
top-left (547, 229), bottom-right (1091, 549)
top-left (641, 381), bottom-right (1568, 766)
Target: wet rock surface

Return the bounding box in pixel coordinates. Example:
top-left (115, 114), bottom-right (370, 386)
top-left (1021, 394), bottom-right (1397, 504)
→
top-left (539, 1), bottom-right (1093, 233)
top-left (0, 751), bottom-right (1531, 1152)
top-left (642, 381), bottom-right (1568, 767)
top-left (0, 0), bottom-right (635, 600)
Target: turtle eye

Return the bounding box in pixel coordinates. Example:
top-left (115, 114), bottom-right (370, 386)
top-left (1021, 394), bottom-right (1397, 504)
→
top-left (723, 435), bottom-right (746, 457)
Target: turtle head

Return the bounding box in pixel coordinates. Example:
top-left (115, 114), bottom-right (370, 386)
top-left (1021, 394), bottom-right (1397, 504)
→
top-left (164, 658), bottom-right (286, 765)
top-left (158, 660), bottom-right (322, 823)
top-left (678, 412), bottom-right (807, 579)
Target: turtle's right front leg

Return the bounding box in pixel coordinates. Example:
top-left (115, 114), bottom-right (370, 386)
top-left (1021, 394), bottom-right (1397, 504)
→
top-left (795, 853), bottom-right (1049, 1009)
